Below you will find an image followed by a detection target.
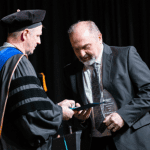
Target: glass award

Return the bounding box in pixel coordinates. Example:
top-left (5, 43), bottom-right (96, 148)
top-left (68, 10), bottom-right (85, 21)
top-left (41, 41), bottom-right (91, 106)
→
top-left (100, 89), bottom-right (118, 118)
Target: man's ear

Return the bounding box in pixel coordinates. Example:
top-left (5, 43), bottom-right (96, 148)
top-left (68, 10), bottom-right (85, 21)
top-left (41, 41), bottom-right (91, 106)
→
top-left (21, 33), bottom-right (24, 41)
top-left (98, 33), bottom-right (103, 43)
top-left (21, 29), bottom-right (29, 41)
top-left (98, 33), bottom-right (102, 39)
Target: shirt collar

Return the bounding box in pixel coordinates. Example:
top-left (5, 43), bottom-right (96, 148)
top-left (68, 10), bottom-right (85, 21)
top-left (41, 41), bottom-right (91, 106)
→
top-left (95, 44), bottom-right (103, 65)
top-left (2, 42), bottom-right (16, 48)
top-left (2, 42), bottom-right (28, 58)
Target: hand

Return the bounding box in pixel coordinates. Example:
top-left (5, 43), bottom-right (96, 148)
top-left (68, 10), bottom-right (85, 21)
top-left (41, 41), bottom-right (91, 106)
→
top-left (57, 99), bottom-right (75, 108)
top-left (74, 103), bottom-right (91, 121)
top-left (103, 112), bottom-right (124, 132)
top-left (61, 105), bottom-right (75, 120)
top-left (58, 99), bottom-right (75, 120)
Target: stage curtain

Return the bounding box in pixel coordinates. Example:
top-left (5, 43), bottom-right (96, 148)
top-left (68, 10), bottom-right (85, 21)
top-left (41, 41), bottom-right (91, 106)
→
top-left (0, 0), bottom-right (150, 103)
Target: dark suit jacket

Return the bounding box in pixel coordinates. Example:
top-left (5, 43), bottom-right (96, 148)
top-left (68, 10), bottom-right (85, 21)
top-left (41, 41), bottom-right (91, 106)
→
top-left (63, 43), bottom-right (150, 150)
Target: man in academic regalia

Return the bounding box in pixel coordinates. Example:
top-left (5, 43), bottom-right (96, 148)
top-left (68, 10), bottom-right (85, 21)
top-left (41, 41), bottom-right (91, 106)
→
top-left (0, 10), bottom-right (75, 150)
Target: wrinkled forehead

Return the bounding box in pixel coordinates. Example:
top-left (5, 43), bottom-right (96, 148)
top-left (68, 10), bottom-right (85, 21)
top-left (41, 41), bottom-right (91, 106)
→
top-left (70, 28), bottom-right (91, 41)
top-left (71, 29), bottom-right (99, 47)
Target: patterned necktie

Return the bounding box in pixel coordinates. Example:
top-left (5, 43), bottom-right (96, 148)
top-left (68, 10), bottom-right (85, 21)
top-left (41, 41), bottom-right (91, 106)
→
top-left (91, 63), bottom-right (104, 131)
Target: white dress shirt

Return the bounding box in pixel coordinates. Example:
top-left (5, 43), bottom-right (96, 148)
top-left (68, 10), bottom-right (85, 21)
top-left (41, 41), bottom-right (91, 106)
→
top-left (82, 47), bottom-right (103, 104)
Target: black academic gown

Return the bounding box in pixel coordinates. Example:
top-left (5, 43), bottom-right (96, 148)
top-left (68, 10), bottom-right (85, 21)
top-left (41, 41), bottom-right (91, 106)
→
top-left (0, 45), bottom-right (62, 150)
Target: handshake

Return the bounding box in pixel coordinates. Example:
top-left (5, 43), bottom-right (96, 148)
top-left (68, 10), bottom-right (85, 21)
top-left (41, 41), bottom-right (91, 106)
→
top-left (57, 99), bottom-right (91, 121)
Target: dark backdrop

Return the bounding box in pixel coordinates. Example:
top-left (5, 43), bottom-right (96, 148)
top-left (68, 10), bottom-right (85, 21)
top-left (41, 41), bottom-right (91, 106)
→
top-left (0, 0), bottom-right (150, 103)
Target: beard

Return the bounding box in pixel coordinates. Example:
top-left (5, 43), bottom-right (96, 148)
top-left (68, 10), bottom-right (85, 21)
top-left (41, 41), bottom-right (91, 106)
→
top-left (79, 54), bottom-right (96, 66)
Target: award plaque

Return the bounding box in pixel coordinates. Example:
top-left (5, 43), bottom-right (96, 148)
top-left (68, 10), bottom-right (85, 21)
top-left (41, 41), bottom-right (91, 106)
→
top-left (97, 89), bottom-right (118, 135)
top-left (100, 89), bottom-right (118, 118)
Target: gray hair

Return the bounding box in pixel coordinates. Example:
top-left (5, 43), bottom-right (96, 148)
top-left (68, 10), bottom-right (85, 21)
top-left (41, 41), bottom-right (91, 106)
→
top-left (8, 27), bottom-right (35, 38)
top-left (8, 31), bottom-right (22, 38)
top-left (68, 20), bottom-right (101, 37)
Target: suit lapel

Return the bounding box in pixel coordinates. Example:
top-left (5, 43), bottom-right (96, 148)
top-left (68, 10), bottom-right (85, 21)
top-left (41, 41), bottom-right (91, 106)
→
top-left (102, 43), bottom-right (113, 89)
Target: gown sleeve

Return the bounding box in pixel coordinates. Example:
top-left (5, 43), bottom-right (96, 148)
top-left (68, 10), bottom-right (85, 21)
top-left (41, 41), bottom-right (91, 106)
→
top-left (3, 56), bottom-right (63, 147)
